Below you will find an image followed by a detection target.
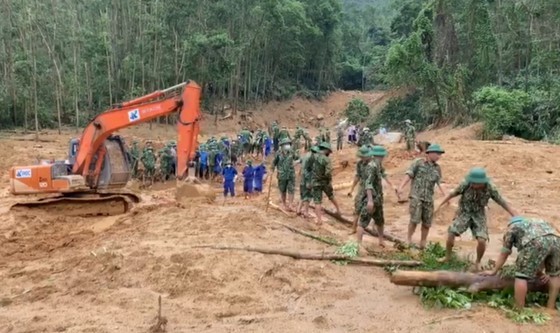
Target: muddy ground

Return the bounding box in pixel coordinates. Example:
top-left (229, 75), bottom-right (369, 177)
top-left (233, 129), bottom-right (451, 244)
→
top-left (1, 91), bottom-right (560, 332)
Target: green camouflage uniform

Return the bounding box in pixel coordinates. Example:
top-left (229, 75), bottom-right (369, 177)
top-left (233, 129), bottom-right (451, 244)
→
top-left (353, 160), bottom-right (370, 215)
top-left (406, 158), bottom-right (442, 227)
top-left (130, 142), bottom-right (141, 178)
top-left (299, 151), bottom-right (313, 202)
top-left (293, 127), bottom-right (304, 152)
top-left (278, 128), bottom-right (291, 142)
top-left (405, 124), bottom-right (416, 151)
top-left (309, 154), bottom-right (334, 204)
top-left (325, 128), bottom-right (331, 144)
top-left (159, 146), bottom-right (174, 179)
top-left (336, 127), bottom-right (344, 151)
top-left (501, 218), bottom-right (560, 279)
top-left (358, 159), bottom-right (385, 228)
top-left (448, 181), bottom-right (508, 240)
top-left (272, 151), bottom-right (298, 194)
top-left (358, 131), bottom-right (374, 146)
top-left (141, 147), bottom-right (156, 177)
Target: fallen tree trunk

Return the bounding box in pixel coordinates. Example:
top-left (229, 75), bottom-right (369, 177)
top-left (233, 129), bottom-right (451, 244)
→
top-left (194, 245), bottom-right (422, 267)
top-left (390, 270), bottom-right (548, 293)
top-left (313, 206), bottom-right (410, 246)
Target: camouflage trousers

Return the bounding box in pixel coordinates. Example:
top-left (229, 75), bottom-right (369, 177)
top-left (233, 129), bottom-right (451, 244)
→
top-left (299, 178), bottom-right (312, 202)
top-left (515, 235), bottom-right (560, 279)
top-left (312, 182), bottom-right (334, 204)
top-left (336, 137), bottom-right (343, 150)
top-left (278, 177), bottom-right (295, 195)
top-left (406, 137), bottom-right (415, 151)
top-left (448, 212), bottom-right (488, 241)
top-left (409, 198), bottom-right (434, 227)
top-left (358, 196), bottom-right (384, 228)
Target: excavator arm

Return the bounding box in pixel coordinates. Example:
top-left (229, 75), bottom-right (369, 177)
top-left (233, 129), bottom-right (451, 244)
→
top-left (72, 81), bottom-right (201, 188)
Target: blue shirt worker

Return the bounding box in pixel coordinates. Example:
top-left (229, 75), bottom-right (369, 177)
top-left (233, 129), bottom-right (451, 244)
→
top-left (222, 162), bottom-right (237, 197)
top-left (253, 162), bottom-right (267, 193)
top-left (242, 160), bottom-right (255, 198)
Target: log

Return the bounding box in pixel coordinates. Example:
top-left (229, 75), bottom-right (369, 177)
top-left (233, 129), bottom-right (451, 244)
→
top-left (194, 245), bottom-right (422, 267)
top-left (390, 270), bottom-right (548, 293)
top-left (313, 206), bottom-right (409, 246)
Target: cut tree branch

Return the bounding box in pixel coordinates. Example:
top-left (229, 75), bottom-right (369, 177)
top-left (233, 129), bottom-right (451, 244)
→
top-left (194, 245), bottom-right (422, 267)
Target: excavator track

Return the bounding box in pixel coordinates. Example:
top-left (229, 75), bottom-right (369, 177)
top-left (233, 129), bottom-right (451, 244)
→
top-left (10, 192), bottom-right (141, 217)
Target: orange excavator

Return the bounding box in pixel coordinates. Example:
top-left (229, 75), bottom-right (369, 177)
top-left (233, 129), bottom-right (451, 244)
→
top-left (8, 81), bottom-right (202, 216)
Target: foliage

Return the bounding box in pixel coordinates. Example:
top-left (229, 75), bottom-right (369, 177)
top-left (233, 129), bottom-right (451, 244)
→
top-left (385, 242), bottom-right (553, 324)
top-left (333, 241), bottom-right (359, 265)
top-left (344, 98), bottom-right (370, 124)
top-left (383, 0), bottom-right (560, 141)
top-left (473, 86), bottom-right (529, 139)
top-left (369, 91), bottom-right (425, 131)
top-left (419, 286), bottom-right (472, 309)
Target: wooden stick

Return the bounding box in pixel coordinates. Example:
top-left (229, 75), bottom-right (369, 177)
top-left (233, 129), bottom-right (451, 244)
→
top-left (310, 205), bottom-right (409, 246)
top-left (194, 245), bottom-right (422, 267)
top-left (265, 171), bottom-right (275, 212)
top-left (272, 220), bottom-right (340, 246)
top-left (268, 200), bottom-right (294, 216)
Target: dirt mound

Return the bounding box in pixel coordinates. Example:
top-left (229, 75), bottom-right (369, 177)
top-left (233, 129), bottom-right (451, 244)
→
top-left (175, 179), bottom-right (216, 204)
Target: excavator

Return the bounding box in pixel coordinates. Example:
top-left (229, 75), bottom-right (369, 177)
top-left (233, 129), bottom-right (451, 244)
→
top-left (8, 81), bottom-right (202, 216)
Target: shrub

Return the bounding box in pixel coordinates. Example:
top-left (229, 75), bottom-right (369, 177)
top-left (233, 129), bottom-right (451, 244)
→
top-left (344, 98), bottom-right (370, 124)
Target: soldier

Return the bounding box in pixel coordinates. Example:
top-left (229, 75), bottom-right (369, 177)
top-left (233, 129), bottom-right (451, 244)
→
top-left (272, 138), bottom-right (299, 211)
top-left (296, 145), bottom-right (319, 217)
top-left (481, 216), bottom-right (560, 310)
top-left (356, 146), bottom-right (388, 249)
top-left (358, 127), bottom-right (374, 146)
top-left (435, 167), bottom-right (518, 271)
top-left (141, 143), bottom-right (156, 183)
top-left (336, 125), bottom-right (344, 151)
top-left (325, 127), bottom-right (331, 144)
top-left (159, 145), bottom-right (174, 181)
top-left (404, 119), bottom-right (416, 152)
top-left (272, 122), bottom-right (280, 152)
top-left (130, 141), bottom-right (141, 178)
top-left (309, 142), bottom-right (341, 226)
top-left (278, 126), bottom-right (291, 142)
top-left (293, 126), bottom-right (304, 152)
top-left (347, 146), bottom-right (375, 234)
top-left (397, 144), bottom-right (446, 249)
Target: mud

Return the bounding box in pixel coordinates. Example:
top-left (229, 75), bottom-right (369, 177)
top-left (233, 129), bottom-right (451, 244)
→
top-left (1, 91), bottom-right (560, 332)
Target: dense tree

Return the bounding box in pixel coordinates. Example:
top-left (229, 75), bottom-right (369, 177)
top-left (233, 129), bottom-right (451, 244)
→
top-left (2, 0), bottom-right (560, 142)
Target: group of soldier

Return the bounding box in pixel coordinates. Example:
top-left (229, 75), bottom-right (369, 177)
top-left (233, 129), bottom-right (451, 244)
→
top-left (345, 121), bottom-right (559, 311)
top-left (260, 118), bottom-right (560, 311)
top-left (129, 140), bottom-right (177, 183)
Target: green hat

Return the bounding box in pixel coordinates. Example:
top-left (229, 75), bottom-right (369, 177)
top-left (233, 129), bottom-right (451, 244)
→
top-left (310, 146), bottom-right (320, 153)
top-left (466, 167), bottom-right (489, 184)
top-left (371, 145), bottom-right (387, 157)
top-left (357, 145), bottom-right (373, 157)
top-left (246, 160), bottom-right (252, 165)
top-left (508, 216), bottom-right (525, 225)
top-left (280, 138), bottom-right (292, 145)
top-left (405, 119), bottom-right (412, 124)
top-left (426, 144), bottom-right (445, 154)
top-left (319, 142), bottom-right (332, 151)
